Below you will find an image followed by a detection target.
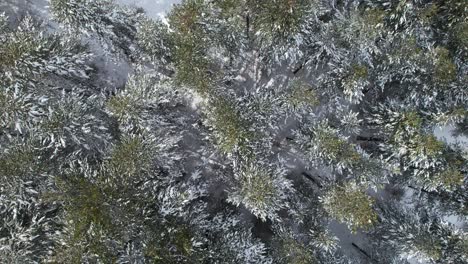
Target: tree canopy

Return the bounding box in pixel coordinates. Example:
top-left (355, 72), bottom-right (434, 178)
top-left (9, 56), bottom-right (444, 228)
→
top-left (0, 0), bottom-right (466, 263)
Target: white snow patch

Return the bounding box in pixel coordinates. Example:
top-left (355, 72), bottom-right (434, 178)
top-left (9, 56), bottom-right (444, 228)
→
top-left (115, 0), bottom-right (181, 19)
top-left (443, 215), bottom-right (466, 229)
top-left (190, 93), bottom-right (205, 110)
top-left (434, 125), bottom-right (468, 151)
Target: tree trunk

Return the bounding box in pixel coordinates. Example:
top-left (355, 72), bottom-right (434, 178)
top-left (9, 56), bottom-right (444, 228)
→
top-left (246, 13), bottom-right (250, 39)
top-left (301, 172), bottom-right (323, 188)
top-left (356, 136), bottom-right (383, 142)
top-left (352, 243), bottom-right (377, 263)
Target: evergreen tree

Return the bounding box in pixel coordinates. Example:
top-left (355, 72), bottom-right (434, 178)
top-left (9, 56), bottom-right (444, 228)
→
top-left (0, 0), bottom-right (466, 263)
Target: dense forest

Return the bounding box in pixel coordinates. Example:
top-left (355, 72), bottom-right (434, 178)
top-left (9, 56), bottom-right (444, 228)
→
top-left (0, 0), bottom-right (467, 263)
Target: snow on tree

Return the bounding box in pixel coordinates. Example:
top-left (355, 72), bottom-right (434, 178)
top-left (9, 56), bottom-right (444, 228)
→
top-left (135, 17), bottom-right (172, 65)
top-left (227, 162), bottom-right (293, 222)
top-left (321, 181), bottom-right (378, 233)
top-left (49, 0), bottom-right (144, 58)
top-left (371, 201), bottom-right (468, 263)
top-left (0, 0), bottom-right (467, 263)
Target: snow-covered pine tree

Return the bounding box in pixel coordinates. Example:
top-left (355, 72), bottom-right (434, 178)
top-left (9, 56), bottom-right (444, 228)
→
top-left (0, 12), bottom-right (108, 262)
top-left (1, 0), bottom-right (466, 263)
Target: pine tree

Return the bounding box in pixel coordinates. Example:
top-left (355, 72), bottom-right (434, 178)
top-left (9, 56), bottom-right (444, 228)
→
top-left (1, 0), bottom-right (466, 263)
top-left (227, 162), bottom-right (293, 222)
top-left (321, 181), bottom-right (378, 233)
top-left (371, 201), bottom-right (468, 263)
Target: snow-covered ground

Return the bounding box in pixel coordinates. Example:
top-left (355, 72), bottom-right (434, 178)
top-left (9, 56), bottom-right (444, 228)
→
top-left (116, 0), bottom-right (181, 18)
top-left (435, 125), bottom-right (468, 151)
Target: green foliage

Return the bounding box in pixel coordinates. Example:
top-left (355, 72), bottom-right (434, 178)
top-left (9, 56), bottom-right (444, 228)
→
top-left (0, 15), bottom-right (89, 80)
top-left (50, 175), bottom-right (117, 263)
top-left (49, 244), bottom-right (86, 264)
top-left (0, 28), bottom-right (36, 69)
top-left (143, 224), bottom-right (201, 264)
top-left (349, 64), bottom-right (369, 80)
top-left (389, 110), bottom-right (424, 145)
top-left (106, 95), bottom-right (139, 123)
top-left (412, 237), bottom-right (443, 262)
top-left (251, 0), bottom-right (311, 40)
top-left (168, 1), bottom-right (215, 95)
top-left (338, 7), bottom-right (385, 49)
top-left (342, 64), bottom-right (368, 102)
top-left (0, 12), bottom-right (6, 31)
top-left (59, 176), bottom-right (112, 236)
top-left (412, 134), bottom-right (444, 157)
top-left (106, 72), bottom-right (159, 128)
top-left (428, 167), bottom-right (465, 192)
top-left (322, 182), bottom-right (378, 233)
top-left (238, 168), bottom-right (276, 210)
top-left (173, 227), bottom-right (194, 256)
top-left (373, 205), bottom-right (468, 263)
top-left (453, 21), bottom-right (468, 49)
top-left (439, 0), bottom-right (467, 26)
top-left (102, 135), bottom-right (153, 191)
top-left (309, 229), bottom-right (339, 253)
top-left (434, 107), bottom-right (467, 125)
top-left (208, 98), bottom-right (252, 154)
top-left (276, 235), bottom-right (316, 264)
top-left (49, 0), bottom-right (111, 33)
top-left (214, 0), bottom-right (244, 14)
top-left (317, 134), bottom-right (360, 164)
top-left (286, 80), bottom-right (319, 108)
top-left (37, 92), bottom-right (109, 156)
top-left (169, 0), bottom-right (205, 34)
top-left (311, 123), bottom-right (362, 171)
top-left (418, 3), bottom-right (439, 24)
top-left (172, 42), bottom-right (214, 96)
top-left (362, 8), bottom-right (386, 27)
top-left (228, 163), bottom-right (292, 221)
top-left (400, 111), bottom-right (423, 130)
top-left (51, 224), bottom-right (117, 264)
top-left (2, 0), bottom-right (468, 262)
top-left (386, 35), bottom-right (427, 74)
top-left (0, 86), bottom-right (37, 132)
top-left (0, 144), bottom-right (36, 178)
top-left (433, 47), bottom-right (457, 85)
top-left (136, 17), bottom-right (172, 63)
